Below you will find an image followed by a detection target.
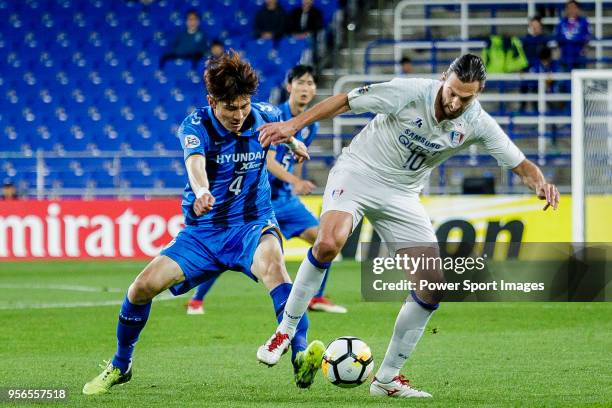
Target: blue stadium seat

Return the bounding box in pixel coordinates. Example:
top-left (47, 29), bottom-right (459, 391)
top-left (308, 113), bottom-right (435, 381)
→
top-left (122, 169), bottom-right (156, 188)
top-left (61, 124), bottom-right (92, 151)
top-left (57, 169), bottom-right (90, 189)
top-left (1, 125), bottom-right (26, 152)
top-left (91, 169), bottom-right (117, 188)
top-left (30, 124), bottom-right (59, 150)
top-left (127, 124), bottom-right (158, 151)
top-left (156, 169), bottom-right (187, 189)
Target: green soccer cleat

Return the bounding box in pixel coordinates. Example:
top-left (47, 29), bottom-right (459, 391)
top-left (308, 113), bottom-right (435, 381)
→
top-left (293, 340), bottom-right (325, 389)
top-left (82, 360), bottom-right (132, 395)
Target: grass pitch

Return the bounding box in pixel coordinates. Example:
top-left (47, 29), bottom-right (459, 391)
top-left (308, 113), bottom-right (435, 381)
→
top-left (1, 260), bottom-right (611, 407)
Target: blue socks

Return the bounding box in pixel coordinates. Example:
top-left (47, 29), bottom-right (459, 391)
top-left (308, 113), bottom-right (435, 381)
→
top-left (112, 295), bottom-right (152, 373)
top-left (270, 282), bottom-right (309, 362)
top-left (192, 276), bottom-right (218, 302)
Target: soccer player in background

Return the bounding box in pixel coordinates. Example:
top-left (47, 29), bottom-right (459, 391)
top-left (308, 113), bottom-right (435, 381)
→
top-left (187, 64), bottom-right (347, 315)
top-left (256, 54), bottom-right (560, 398)
top-left (83, 52), bottom-right (325, 395)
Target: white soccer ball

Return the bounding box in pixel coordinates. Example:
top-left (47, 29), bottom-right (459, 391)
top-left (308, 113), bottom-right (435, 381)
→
top-left (321, 336), bottom-right (374, 388)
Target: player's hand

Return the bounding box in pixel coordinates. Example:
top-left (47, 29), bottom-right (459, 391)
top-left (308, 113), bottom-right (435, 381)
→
top-left (258, 121), bottom-right (298, 147)
top-left (288, 138), bottom-right (310, 163)
top-left (536, 183), bottom-right (559, 210)
top-left (292, 179), bottom-right (316, 195)
top-left (193, 193), bottom-right (215, 216)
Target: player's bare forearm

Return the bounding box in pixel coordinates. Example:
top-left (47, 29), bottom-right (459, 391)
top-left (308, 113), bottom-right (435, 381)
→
top-left (292, 94), bottom-right (350, 130)
top-left (293, 162), bottom-right (304, 179)
top-left (266, 152), bottom-right (315, 195)
top-left (258, 94), bottom-right (349, 147)
top-left (266, 152), bottom-right (300, 185)
top-left (185, 154), bottom-right (215, 215)
top-left (512, 159), bottom-right (559, 210)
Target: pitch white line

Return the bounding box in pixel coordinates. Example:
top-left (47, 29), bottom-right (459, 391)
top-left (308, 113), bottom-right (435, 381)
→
top-left (0, 290), bottom-right (179, 310)
top-left (0, 283), bottom-right (123, 293)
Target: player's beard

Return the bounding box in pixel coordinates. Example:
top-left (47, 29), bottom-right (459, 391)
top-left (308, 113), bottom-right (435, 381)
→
top-left (444, 105), bottom-right (464, 120)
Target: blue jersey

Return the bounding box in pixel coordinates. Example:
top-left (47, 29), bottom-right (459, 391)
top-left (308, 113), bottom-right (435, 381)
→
top-left (177, 103), bottom-right (282, 227)
top-left (269, 101), bottom-right (320, 201)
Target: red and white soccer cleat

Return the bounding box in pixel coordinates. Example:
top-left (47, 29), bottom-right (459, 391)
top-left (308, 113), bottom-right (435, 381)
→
top-left (257, 331), bottom-right (291, 366)
top-left (308, 296), bottom-right (347, 314)
top-left (186, 299), bottom-right (204, 315)
top-left (370, 375), bottom-right (432, 398)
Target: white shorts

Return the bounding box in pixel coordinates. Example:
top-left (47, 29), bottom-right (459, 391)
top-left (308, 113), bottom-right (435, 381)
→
top-left (321, 166), bottom-right (437, 252)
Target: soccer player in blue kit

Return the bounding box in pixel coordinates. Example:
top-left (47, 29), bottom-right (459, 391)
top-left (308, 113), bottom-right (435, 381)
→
top-left (83, 52), bottom-right (325, 395)
top-left (187, 65), bottom-right (346, 315)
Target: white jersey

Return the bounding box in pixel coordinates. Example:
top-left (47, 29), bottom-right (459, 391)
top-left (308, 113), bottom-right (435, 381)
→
top-left (339, 78), bottom-right (525, 193)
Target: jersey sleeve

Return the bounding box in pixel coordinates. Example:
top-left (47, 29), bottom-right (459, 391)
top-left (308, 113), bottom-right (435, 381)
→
top-left (302, 122), bottom-right (319, 148)
top-left (178, 112), bottom-right (209, 161)
top-left (347, 78), bottom-right (431, 115)
top-left (253, 102), bottom-right (283, 123)
top-left (475, 111), bottom-right (525, 169)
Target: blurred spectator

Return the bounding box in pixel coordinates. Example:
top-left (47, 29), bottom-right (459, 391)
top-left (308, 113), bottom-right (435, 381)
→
top-left (522, 46), bottom-right (561, 112)
top-left (286, 0), bottom-right (325, 70)
top-left (482, 34), bottom-right (528, 73)
top-left (555, 0), bottom-right (591, 70)
top-left (254, 0), bottom-right (286, 40)
top-left (399, 56), bottom-right (413, 74)
top-left (522, 16), bottom-right (550, 71)
top-left (159, 10), bottom-right (206, 69)
top-left (2, 180), bottom-right (18, 200)
top-left (209, 39), bottom-right (225, 60)
top-left (531, 46), bottom-right (560, 75)
top-left (286, 0), bottom-right (324, 39)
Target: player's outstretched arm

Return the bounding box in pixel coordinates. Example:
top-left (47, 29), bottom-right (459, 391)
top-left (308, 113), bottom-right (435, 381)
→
top-left (266, 152), bottom-right (315, 195)
top-left (186, 154), bottom-right (215, 216)
top-left (258, 94), bottom-right (350, 147)
top-left (511, 159), bottom-right (560, 210)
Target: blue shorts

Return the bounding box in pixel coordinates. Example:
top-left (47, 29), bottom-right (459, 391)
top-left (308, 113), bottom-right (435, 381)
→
top-left (161, 218), bottom-right (281, 296)
top-left (273, 195), bottom-right (319, 240)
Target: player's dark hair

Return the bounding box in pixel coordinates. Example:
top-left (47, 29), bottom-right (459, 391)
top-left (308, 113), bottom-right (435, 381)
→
top-left (446, 54), bottom-right (487, 90)
top-left (400, 56), bottom-right (412, 64)
top-left (529, 14), bottom-right (542, 23)
top-left (186, 9), bottom-right (199, 18)
top-left (539, 46), bottom-right (552, 61)
top-left (204, 50), bottom-right (258, 102)
top-left (287, 64), bottom-right (317, 85)
top-left (566, 0), bottom-right (580, 8)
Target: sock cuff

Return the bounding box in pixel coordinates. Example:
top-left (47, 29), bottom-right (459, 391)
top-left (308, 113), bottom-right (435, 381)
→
top-left (270, 282), bottom-right (293, 317)
top-left (270, 282), bottom-right (292, 297)
top-left (119, 296), bottom-right (152, 324)
top-left (307, 248), bottom-right (331, 270)
top-left (410, 290), bottom-right (440, 311)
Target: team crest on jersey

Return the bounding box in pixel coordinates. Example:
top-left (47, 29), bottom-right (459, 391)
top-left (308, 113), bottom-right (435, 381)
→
top-left (301, 127), bottom-right (310, 140)
top-left (357, 85), bottom-right (370, 94)
top-left (409, 117), bottom-right (423, 128)
top-left (449, 130), bottom-right (465, 146)
top-left (184, 135), bottom-right (200, 148)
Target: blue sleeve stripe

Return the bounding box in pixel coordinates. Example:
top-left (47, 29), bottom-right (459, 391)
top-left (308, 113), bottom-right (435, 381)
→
top-left (410, 290), bottom-right (440, 311)
top-left (307, 248), bottom-right (331, 270)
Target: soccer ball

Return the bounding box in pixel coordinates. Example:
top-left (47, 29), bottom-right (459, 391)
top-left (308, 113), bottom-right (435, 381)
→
top-left (321, 336), bottom-right (374, 388)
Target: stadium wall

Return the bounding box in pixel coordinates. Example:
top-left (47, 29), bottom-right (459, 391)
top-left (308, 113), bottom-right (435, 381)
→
top-left (0, 195), bottom-right (609, 260)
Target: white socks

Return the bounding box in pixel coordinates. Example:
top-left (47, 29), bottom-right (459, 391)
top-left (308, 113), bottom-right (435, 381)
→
top-left (278, 249), bottom-right (328, 337)
top-left (375, 299), bottom-right (435, 383)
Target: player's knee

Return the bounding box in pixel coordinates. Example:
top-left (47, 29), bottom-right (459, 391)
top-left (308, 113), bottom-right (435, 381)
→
top-left (312, 237), bottom-right (340, 263)
top-left (128, 276), bottom-right (158, 303)
top-left (259, 259), bottom-right (288, 287)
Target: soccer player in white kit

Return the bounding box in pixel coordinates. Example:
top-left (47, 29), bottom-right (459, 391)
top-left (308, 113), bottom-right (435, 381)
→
top-left (256, 54), bottom-right (560, 398)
